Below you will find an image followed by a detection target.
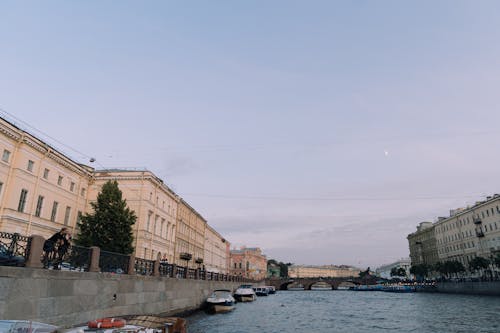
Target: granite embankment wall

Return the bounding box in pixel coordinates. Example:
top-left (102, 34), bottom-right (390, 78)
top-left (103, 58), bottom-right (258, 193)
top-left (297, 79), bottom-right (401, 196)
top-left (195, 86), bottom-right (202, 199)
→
top-left (435, 280), bottom-right (500, 296)
top-left (0, 266), bottom-right (240, 326)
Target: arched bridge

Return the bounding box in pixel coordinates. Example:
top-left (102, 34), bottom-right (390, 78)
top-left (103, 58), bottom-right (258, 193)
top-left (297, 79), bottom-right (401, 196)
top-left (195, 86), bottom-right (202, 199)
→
top-left (264, 277), bottom-right (377, 290)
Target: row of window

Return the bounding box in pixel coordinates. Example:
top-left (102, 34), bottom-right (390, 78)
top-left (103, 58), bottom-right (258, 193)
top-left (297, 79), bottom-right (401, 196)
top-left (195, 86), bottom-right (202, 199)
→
top-left (438, 222), bottom-right (499, 244)
top-left (17, 188), bottom-right (81, 225)
top-left (437, 205), bottom-right (500, 234)
top-left (1, 149), bottom-right (87, 197)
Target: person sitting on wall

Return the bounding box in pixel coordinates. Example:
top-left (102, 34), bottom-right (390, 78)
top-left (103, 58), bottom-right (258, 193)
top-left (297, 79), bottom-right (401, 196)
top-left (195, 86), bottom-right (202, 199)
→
top-left (43, 228), bottom-right (70, 269)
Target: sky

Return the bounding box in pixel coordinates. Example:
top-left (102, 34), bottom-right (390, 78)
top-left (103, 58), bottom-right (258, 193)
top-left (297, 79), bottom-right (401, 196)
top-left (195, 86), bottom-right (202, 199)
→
top-left (2, 1), bottom-right (500, 268)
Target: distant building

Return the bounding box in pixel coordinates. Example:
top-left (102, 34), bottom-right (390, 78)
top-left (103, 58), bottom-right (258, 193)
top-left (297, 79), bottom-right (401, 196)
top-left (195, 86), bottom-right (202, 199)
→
top-left (375, 258), bottom-right (412, 279)
top-left (288, 265), bottom-right (360, 278)
top-left (408, 194), bottom-right (500, 270)
top-left (204, 224), bottom-right (230, 273)
top-left (407, 222), bottom-right (438, 267)
top-left (175, 199), bottom-right (207, 268)
top-left (230, 247), bottom-right (267, 280)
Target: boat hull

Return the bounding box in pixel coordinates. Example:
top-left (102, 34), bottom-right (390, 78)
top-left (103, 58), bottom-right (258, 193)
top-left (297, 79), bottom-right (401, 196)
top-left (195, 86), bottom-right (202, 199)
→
top-left (234, 294), bottom-right (256, 302)
top-left (207, 302), bottom-right (235, 313)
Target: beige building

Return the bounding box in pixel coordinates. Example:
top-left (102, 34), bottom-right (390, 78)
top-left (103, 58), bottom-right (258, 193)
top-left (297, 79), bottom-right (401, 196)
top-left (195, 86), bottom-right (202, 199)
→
top-left (0, 117), bottom-right (93, 238)
top-left (0, 116), bottom-right (231, 271)
top-left (174, 199), bottom-right (207, 268)
top-left (288, 265), bottom-right (360, 278)
top-left (407, 222), bottom-right (438, 266)
top-left (434, 195), bottom-right (500, 267)
top-left (204, 225), bottom-right (230, 273)
top-left (230, 247), bottom-right (267, 280)
top-left (89, 170), bottom-right (179, 261)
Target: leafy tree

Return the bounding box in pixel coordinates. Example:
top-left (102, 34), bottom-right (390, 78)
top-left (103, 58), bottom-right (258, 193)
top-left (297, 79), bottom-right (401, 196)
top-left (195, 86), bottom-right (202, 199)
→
top-left (359, 267), bottom-right (371, 279)
top-left (75, 180), bottom-right (136, 254)
top-left (410, 264), bottom-right (429, 280)
top-left (469, 257), bottom-right (490, 274)
top-left (493, 253), bottom-right (500, 268)
top-left (390, 267), bottom-right (407, 278)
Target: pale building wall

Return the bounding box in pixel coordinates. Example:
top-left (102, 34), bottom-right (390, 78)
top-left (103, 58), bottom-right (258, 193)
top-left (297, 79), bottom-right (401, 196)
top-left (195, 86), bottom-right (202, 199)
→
top-left (0, 117), bottom-right (93, 238)
top-left (435, 196), bottom-right (500, 267)
top-left (89, 170), bottom-right (179, 261)
top-left (175, 199), bottom-right (206, 268)
top-left (375, 258), bottom-right (412, 279)
top-left (288, 265), bottom-right (360, 278)
top-left (204, 225), bottom-right (229, 273)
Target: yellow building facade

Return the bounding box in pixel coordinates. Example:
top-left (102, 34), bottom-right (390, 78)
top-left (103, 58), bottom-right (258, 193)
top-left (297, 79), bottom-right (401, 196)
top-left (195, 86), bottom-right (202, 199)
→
top-left (0, 116), bottom-right (230, 273)
top-left (89, 170), bottom-right (179, 261)
top-left (204, 225), bottom-right (230, 273)
top-left (174, 199), bottom-right (206, 268)
top-left (288, 265), bottom-right (360, 278)
top-left (0, 117), bottom-right (93, 238)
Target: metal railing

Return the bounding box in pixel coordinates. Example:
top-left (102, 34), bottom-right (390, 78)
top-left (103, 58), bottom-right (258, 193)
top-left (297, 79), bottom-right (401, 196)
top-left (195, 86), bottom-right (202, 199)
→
top-left (2, 231), bottom-right (249, 282)
top-left (100, 250), bottom-right (130, 274)
top-left (0, 232), bottom-right (31, 267)
top-left (135, 257), bottom-right (154, 276)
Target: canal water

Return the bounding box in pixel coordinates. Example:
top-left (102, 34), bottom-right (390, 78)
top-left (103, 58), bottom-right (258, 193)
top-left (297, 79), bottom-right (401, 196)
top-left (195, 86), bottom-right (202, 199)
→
top-left (187, 291), bottom-right (500, 333)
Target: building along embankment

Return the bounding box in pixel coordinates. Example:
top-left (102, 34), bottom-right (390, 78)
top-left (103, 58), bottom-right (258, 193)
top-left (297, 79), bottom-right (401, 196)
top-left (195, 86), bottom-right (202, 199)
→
top-left (0, 266), bottom-right (240, 326)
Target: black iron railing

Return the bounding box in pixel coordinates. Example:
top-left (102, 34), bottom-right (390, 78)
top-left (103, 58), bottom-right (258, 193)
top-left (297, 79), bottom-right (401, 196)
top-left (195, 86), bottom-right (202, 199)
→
top-left (135, 257), bottom-right (154, 276)
top-left (159, 262), bottom-right (173, 277)
top-left (187, 268), bottom-right (196, 279)
top-left (42, 244), bottom-right (91, 271)
top-left (100, 250), bottom-right (130, 274)
top-left (0, 232), bottom-right (30, 267)
top-left (176, 266), bottom-right (186, 279)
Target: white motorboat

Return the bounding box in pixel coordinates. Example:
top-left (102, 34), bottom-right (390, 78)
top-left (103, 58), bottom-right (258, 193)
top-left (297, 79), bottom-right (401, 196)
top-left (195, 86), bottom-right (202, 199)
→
top-left (0, 320), bottom-right (57, 333)
top-left (253, 286), bottom-right (270, 296)
top-left (206, 289), bottom-right (236, 313)
top-left (234, 284), bottom-right (257, 302)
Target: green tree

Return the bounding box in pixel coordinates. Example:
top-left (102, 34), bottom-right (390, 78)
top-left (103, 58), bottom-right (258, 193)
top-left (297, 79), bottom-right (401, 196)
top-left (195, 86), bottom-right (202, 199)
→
top-left (469, 257), bottom-right (490, 276)
top-left (390, 267), bottom-right (407, 278)
top-left (410, 264), bottom-right (429, 280)
top-left (494, 253), bottom-right (500, 268)
top-left (75, 180), bottom-right (136, 254)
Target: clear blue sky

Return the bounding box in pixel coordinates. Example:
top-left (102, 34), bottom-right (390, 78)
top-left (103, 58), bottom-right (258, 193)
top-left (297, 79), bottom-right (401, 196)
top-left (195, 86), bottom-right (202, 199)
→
top-left (2, 1), bottom-right (500, 268)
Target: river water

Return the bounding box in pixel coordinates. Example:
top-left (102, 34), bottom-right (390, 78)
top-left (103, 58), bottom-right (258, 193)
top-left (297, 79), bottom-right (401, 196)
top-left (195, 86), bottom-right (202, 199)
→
top-left (187, 290), bottom-right (500, 333)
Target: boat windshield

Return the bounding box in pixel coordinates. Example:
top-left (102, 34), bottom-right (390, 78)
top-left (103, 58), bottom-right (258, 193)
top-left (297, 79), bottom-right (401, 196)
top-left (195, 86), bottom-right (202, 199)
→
top-left (239, 285), bottom-right (253, 289)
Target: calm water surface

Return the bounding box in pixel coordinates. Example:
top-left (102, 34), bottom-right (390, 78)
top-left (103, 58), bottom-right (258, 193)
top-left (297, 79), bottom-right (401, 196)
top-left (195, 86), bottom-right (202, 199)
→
top-left (187, 291), bottom-right (500, 333)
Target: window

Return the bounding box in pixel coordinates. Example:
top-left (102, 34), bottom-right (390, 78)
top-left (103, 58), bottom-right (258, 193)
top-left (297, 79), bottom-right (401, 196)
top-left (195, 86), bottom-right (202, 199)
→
top-left (57, 176), bottom-right (63, 186)
top-left (64, 206), bottom-right (71, 225)
top-left (239, 262), bottom-right (242, 269)
top-left (50, 201), bottom-right (59, 222)
top-left (161, 219), bottom-right (165, 238)
top-left (0, 182), bottom-right (3, 195)
top-left (27, 160), bottom-right (34, 172)
top-left (43, 168), bottom-right (49, 179)
top-left (18, 189), bottom-right (28, 212)
top-left (35, 195), bottom-right (44, 217)
top-left (70, 182), bottom-right (75, 192)
top-left (147, 211), bottom-right (152, 231)
top-left (76, 211), bottom-right (82, 225)
top-left (81, 188), bottom-right (86, 197)
top-left (2, 150), bottom-right (11, 163)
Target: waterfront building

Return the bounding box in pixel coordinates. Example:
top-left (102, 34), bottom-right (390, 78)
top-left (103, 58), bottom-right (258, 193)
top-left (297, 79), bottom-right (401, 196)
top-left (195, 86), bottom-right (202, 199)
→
top-left (434, 195), bottom-right (500, 267)
top-left (288, 264), bottom-right (360, 278)
top-left (408, 195), bottom-right (500, 270)
top-left (375, 258), bottom-right (412, 279)
top-left (407, 222), bottom-right (438, 266)
top-left (0, 115), bottom-right (232, 267)
top-left (204, 224), bottom-right (230, 273)
top-left (0, 117), bottom-right (93, 238)
top-left (89, 169), bottom-right (179, 261)
top-left (230, 247), bottom-right (267, 280)
top-left (175, 199), bottom-right (207, 268)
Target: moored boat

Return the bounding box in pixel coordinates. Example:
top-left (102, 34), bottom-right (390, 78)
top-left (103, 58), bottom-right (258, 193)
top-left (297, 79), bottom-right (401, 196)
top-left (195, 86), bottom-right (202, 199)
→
top-left (265, 286), bottom-right (276, 294)
top-left (65, 316), bottom-right (186, 333)
top-left (382, 285), bottom-right (416, 293)
top-left (253, 287), bottom-right (270, 296)
top-left (234, 284), bottom-right (257, 302)
top-left (0, 320), bottom-right (57, 333)
top-left (206, 289), bottom-right (236, 313)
